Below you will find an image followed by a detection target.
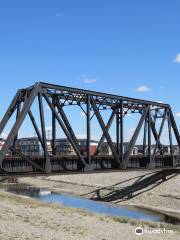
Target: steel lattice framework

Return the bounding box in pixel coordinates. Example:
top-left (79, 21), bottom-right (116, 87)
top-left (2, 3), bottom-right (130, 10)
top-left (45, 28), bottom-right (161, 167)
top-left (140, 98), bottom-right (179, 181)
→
top-left (0, 82), bottom-right (180, 173)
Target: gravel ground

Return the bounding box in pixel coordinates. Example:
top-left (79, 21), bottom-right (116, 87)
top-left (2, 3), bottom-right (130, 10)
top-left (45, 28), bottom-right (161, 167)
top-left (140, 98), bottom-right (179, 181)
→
top-left (0, 169), bottom-right (180, 240)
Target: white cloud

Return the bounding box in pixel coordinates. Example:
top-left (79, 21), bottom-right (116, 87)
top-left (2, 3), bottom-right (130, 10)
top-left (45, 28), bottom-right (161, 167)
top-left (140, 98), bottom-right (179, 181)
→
top-left (173, 53), bottom-right (180, 63)
top-left (176, 112), bottom-right (180, 118)
top-left (135, 85), bottom-right (151, 93)
top-left (81, 75), bottom-right (97, 84)
top-left (56, 12), bottom-right (63, 17)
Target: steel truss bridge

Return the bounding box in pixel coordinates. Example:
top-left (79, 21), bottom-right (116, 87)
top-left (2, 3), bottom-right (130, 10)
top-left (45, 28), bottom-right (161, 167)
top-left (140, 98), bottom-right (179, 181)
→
top-left (0, 82), bottom-right (180, 174)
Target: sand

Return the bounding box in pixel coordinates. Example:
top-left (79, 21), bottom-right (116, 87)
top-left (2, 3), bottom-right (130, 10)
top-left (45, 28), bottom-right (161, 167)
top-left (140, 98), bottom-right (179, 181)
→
top-left (0, 169), bottom-right (180, 240)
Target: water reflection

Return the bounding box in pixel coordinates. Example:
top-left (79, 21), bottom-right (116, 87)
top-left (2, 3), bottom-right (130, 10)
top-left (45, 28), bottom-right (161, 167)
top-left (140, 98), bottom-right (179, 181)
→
top-left (7, 186), bottom-right (51, 197)
top-left (6, 185), bottom-right (164, 222)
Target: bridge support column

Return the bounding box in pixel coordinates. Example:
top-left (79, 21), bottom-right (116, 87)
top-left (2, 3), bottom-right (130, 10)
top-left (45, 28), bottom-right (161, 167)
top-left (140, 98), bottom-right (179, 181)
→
top-left (120, 101), bottom-right (124, 166)
top-left (148, 107), bottom-right (153, 167)
top-left (86, 95), bottom-right (92, 169)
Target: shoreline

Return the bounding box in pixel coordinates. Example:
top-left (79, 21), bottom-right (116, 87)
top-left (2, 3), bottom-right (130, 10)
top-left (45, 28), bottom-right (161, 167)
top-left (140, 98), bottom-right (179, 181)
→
top-left (3, 181), bottom-right (180, 225)
top-left (0, 170), bottom-right (180, 239)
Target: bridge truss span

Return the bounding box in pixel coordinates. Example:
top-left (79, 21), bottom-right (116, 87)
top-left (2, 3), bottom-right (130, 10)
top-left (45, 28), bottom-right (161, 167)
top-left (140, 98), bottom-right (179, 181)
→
top-left (0, 82), bottom-right (179, 173)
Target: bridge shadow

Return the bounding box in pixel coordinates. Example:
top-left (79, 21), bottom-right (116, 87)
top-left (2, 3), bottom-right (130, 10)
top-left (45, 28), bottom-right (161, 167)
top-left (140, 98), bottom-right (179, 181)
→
top-left (81, 169), bottom-right (179, 203)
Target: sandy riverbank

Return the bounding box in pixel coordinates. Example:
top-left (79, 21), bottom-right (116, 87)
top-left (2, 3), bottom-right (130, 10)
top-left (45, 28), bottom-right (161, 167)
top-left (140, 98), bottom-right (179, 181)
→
top-left (19, 170), bottom-right (180, 213)
top-left (0, 170), bottom-right (180, 240)
top-left (0, 189), bottom-right (179, 240)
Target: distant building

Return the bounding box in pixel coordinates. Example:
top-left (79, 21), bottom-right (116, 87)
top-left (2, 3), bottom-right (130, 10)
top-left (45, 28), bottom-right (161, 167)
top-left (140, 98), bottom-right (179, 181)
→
top-left (136, 144), bottom-right (178, 155)
top-left (54, 138), bottom-right (98, 157)
top-left (16, 137), bottom-right (43, 156)
top-left (78, 139), bottom-right (98, 156)
top-left (99, 142), bottom-right (138, 156)
top-left (13, 137), bottom-right (180, 158)
top-left (99, 142), bottom-right (111, 156)
top-left (54, 138), bottom-right (75, 156)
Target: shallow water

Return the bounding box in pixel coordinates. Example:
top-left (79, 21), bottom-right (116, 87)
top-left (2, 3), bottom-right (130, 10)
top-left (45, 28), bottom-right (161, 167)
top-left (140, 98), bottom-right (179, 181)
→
top-left (6, 186), bottom-right (163, 222)
top-left (38, 192), bottom-right (162, 222)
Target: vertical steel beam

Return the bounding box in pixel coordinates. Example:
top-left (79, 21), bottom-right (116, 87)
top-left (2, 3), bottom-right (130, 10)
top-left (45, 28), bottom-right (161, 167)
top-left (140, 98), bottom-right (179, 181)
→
top-left (120, 101), bottom-right (124, 165)
top-left (86, 95), bottom-right (91, 165)
top-left (52, 96), bottom-right (56, 155)
top-left (148, 107), bottom-right (152, 166)
top-left (116, 108), bottom-right (120, 155)
top-left (90, 97), bottom-right (121, 168)
top-left (123, 107), bottom-right (149, 168)
top-left (167, 109), bottom-right (175, 167)
top-left (38, 92), bottom-right (52, 173)
top-left (95, 109), bottom-right (116, 154)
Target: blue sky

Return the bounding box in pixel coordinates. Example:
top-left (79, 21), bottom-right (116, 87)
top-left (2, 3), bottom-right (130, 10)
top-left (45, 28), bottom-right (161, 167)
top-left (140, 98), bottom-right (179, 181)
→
top-left (0, 0), bottom-right (180, 143)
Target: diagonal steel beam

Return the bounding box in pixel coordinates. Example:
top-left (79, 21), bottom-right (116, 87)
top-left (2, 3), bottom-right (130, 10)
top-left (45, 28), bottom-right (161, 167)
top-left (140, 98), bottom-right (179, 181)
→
top-left (13, 101), bottom-right (21, 149)
top-left (152, 110), bottom-right (167, 160)
top-left (42, 89), bottom-right (87, 168)
top-left (10, 146), bottom-right (43, 172)
top-left (143, 118), bottom-right (148, 154)
top-left (95, 109), bottom-right (116, 155)
top-left (150, 117), bottom-right (164, 154)
top-left (38, 92), bottom-right (52, 173)
top-left (28, 110), bottom-right (43, 146)
top-left (169, 108), bottom-right (180, 148)
top-left (0, 83), bottom-right (40, 168)
top-left (0, 90), bottom-right (21, 136)
top-left (123, 107), bottom-right (149, 169)
top-left (55, 99), bottom-right (88, 165)
top-left (55, 100), bottom-right (81, 149)
top-left (90, 97), bottom-right (121, 168)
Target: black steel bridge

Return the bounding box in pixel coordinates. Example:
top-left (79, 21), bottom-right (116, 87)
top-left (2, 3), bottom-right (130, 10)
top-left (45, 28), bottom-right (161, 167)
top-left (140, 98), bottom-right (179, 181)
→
top-left (0, 82), bottom-right (180, 174)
